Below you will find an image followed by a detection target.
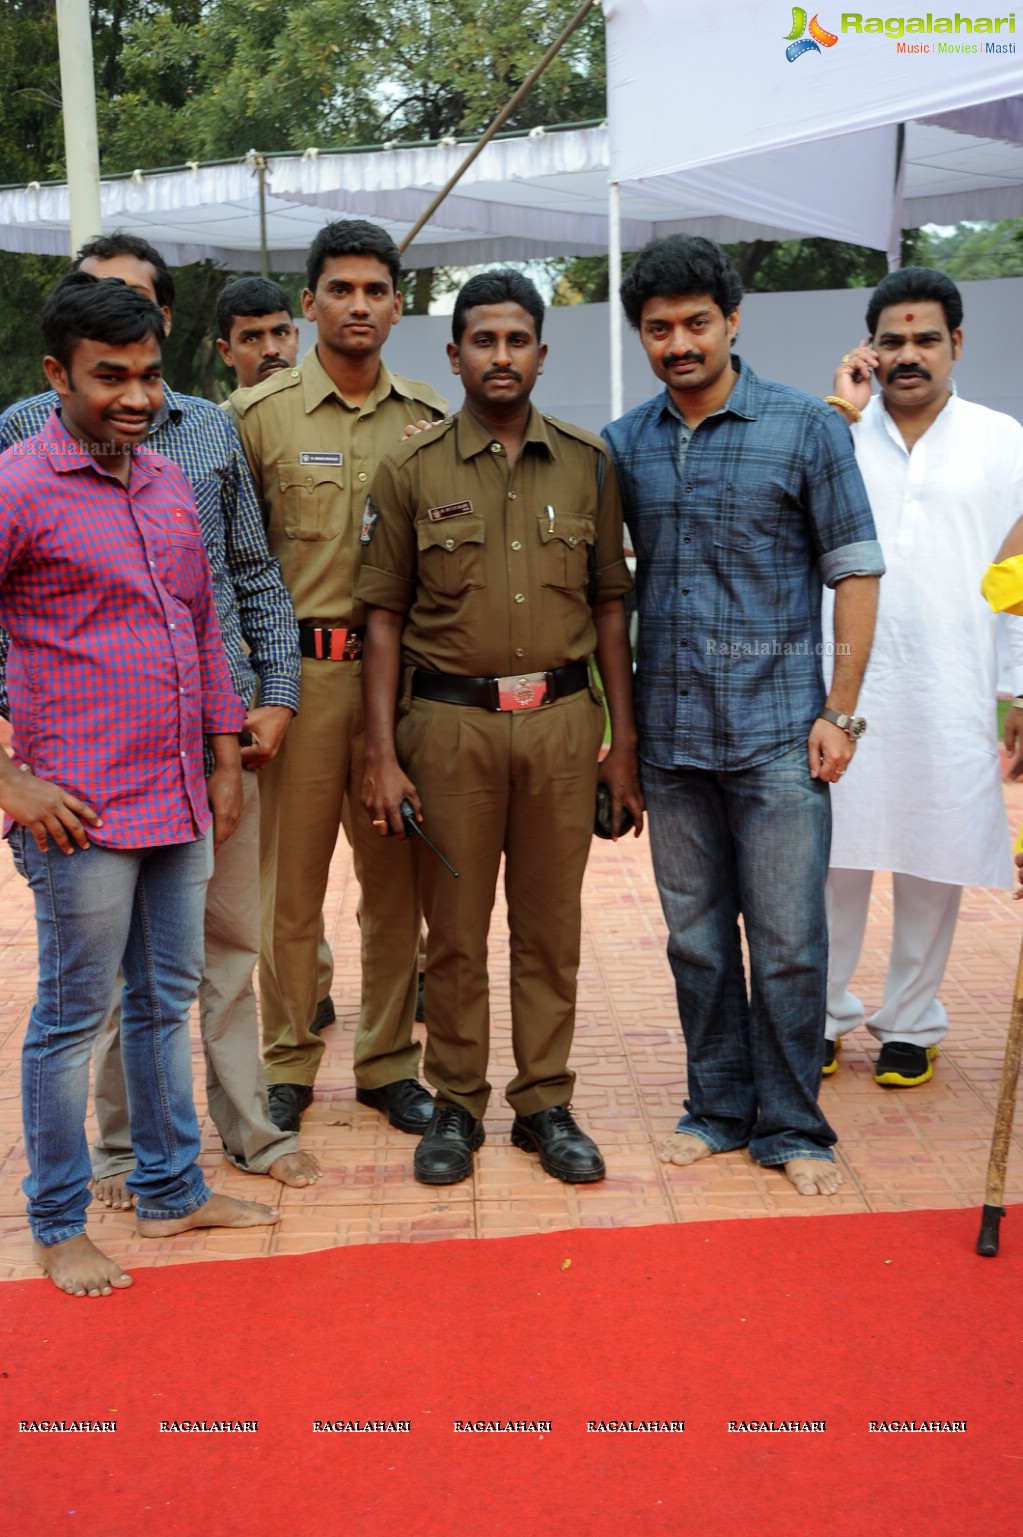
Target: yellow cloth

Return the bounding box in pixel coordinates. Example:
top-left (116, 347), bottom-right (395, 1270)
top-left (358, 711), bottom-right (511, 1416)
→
top-left (981, 554), bottom-right (1023, 615)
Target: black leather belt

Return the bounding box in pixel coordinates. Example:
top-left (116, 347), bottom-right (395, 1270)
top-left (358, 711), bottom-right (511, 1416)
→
top-left (411, 659), bottom-right (590, 712)
top-left (298, 624), bottom-right (364, 661)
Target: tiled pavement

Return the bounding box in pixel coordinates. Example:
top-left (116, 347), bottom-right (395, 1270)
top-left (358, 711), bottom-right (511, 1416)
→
top-left (2, 776), bottom-right (1023, 1280)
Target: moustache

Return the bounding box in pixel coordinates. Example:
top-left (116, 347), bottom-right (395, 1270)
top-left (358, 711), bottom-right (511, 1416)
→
top-left (887, 364), bottom-right (931, 383)
top-left (258, 356), bottom-right (285, 373)
top-left (483, 368), bottom-right (523, 383)
top-left (663, 352), bottom-right (705, 367)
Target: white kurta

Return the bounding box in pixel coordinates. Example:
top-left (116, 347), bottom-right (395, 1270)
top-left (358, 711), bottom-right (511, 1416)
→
top-left (824, 392), bottom-right (1023, 889)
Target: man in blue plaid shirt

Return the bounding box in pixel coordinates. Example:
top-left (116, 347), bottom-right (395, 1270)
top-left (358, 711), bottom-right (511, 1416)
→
top-left (603, 236), bottom-right (884, 1196)
top-left (0, 234), bottom-right (319, 1199)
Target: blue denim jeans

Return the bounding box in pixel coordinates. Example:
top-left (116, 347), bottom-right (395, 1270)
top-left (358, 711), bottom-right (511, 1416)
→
top-left (642, 744), bottom-right (836, 1166)
top-left (14, 828), bottom-right (213, 1244)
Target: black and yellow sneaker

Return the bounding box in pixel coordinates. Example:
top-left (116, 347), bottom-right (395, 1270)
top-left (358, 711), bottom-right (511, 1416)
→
top-left (874, 1041), bottom-right (938, 1087)
top-left (822, 1038), bottom-right (840, 1076)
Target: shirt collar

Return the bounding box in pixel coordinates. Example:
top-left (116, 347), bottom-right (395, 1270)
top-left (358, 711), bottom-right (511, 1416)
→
top-left (659, 354), bottom-right (756, 426)
top-left (299, 344), bottom-right (408, 415)
top-left (32, 409), bottom-right (160, 484)
top-left (152, 382), bottom-right (185, 430)
top-left (455, 403), bottom-right (556, 461)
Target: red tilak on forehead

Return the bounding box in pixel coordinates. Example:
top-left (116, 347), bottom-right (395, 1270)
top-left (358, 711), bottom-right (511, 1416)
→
top-left (905, 312), bottom-right (914, 320)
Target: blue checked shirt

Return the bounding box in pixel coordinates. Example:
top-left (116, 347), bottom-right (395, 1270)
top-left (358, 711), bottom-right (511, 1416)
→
top-left (0, 387), bottom-right (299, 722)
top-left (603, 358), bottom-right (884, 772)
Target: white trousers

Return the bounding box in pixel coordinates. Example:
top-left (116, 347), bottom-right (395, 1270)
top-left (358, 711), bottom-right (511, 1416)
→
top-left (825, 868), bottom-right (962, 1048)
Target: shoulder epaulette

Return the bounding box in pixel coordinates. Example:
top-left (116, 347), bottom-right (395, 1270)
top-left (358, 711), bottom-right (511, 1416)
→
top-left (387, 415), bottom-right (456, 468)
top-left (230, 368), bottom-right (302, 415)
top-left (542, 414), bottom-right (609, 455)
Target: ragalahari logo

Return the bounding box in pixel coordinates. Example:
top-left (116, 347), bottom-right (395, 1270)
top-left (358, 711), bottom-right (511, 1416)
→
top-left (784, 8), bottom-right (840, 59)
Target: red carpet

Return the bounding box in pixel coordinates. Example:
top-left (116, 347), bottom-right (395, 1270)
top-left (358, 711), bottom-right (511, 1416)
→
top-left (3, 1206), bottom-right (1022, 1537)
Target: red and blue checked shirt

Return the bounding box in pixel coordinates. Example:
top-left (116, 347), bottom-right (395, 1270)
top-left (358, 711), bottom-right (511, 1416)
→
top-left (0, 414), bottom-right (244, 848)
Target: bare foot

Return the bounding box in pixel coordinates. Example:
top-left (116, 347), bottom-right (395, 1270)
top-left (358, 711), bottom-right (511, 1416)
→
top-left (136, 1191), bottom-right (280, 1238)
top-left (659, 1132), bottom-right (715, 1166)
top-left (33, 1234), bottom-right (133, 1298)
top-left (266, 1151), bottom-right (321, 1187)
top-left (91, 1172), bottom-right (136, 1210)
top-left (783, 1158), bottom-right (844, 1196)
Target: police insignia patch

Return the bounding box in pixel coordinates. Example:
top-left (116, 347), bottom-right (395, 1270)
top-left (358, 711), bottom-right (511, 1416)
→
top-left (360, 496), bottom-right (380, 545)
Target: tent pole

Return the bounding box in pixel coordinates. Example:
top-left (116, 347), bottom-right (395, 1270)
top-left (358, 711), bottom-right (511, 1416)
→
top-left (608, 179), bottom-right (623, 421)
top-left (55, 0), bottom-right (102, 255)
top-left (887, 122), bottom-right (906, 273)
top-left (398, 0), bottom-right (596, 255)
top-left (257, 155), bottom-right (269, 277)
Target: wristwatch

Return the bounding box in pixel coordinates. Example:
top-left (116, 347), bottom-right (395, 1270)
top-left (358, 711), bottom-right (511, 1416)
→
top-left (819, 707), bottom-right (867, 740)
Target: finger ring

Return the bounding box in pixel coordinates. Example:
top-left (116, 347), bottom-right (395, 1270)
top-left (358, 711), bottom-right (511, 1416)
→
top-left (841, 353), bottom-right (852, 363)
top-left (372, 818), bottom-right (387, 826)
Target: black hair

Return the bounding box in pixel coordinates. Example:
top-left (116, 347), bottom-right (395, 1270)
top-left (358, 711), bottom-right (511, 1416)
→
top-left (42, 271), bottom-right (166, 372)
top-left (451, 269), bottom-right (545, 344)
top-left (71, 230), bottom-right (176, 310)
top-left (216, 276), bottom-right (293, 339)
top-left (865, 266), bottom-right (963, 337)
top-left (305, 219), bottom-right (402, 292)
top-left (619, 235), bottom-right (743, 329)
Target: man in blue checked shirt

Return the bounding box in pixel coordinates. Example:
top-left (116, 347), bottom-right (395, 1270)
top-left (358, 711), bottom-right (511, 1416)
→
top-left (0, 233), bottom-right (320, 1198)
top-left (603, 236), bottom-right (884, 1197)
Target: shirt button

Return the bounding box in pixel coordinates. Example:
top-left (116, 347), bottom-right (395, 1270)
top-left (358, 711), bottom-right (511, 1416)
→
top-left (169, 623), bottom-right (176, 630)
top-left (508, 491), bottom-right (517, 500)
top-left (514, 593), bottom-right (525, 603)
top-left (680, 639), bottom-right (688, 648)
top-left (511, 540), bottom-right (521, 551)
top-left (568, 536), bottom-right (577, 546)
top-left (684, 485), bottom-right (693, 493)
top-left (515, 647), bottom-right (525, 658)
top-left (490, 443), bottom-right (502, 454)
top-left (180, 750), bottom-right (186, 758)
top-left (683, 536), bottom-right (692, 544)
top-left (682, 588), bottom-right (690, 595)
top-left (357, 471), bottom-right (367, 481)
top-left (290, 369), bottom-right (300, 378)
top-left (305, 476), bottom-right (314, 485)
top-left (444, 538), bottom-right (455, 550)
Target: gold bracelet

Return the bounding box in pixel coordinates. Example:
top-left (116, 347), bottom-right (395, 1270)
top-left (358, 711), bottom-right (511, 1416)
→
top-left (825, 395), bottom-right (862, 423)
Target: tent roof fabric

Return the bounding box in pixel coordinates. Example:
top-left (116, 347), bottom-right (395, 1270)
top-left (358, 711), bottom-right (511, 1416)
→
top-left (2, 115), bottom-right (1023, 271)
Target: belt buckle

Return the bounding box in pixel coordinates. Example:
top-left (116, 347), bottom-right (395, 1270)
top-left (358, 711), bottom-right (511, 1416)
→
top-left (495, 671), bottom-right (550, 710)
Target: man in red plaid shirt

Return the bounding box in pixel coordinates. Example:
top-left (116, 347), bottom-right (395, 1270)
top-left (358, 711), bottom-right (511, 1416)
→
top-left (0, 273), bottom-right (280, 1298)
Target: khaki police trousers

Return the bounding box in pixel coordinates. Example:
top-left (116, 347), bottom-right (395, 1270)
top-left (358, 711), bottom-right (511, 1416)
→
top-left (258, 657), bottom-right (421, 1088)
top-left (396, 686), bottom-right (603, 1120)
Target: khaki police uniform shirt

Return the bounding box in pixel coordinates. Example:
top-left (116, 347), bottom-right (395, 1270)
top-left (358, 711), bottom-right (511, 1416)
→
top-left (357, 406), bottom-right (631, 677)
top-left (228, 346), bottom-right (446, 627)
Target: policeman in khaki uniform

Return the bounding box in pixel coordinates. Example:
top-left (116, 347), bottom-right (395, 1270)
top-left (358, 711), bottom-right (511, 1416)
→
top-left (229, 220), bottom-right (445, 1135)
top-left (359, 270), bottom-right (644, 1187)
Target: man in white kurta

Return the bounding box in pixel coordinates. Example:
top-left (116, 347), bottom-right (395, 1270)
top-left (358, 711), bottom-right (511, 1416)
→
top-left (824, 268), bottom-right (1023, 1087)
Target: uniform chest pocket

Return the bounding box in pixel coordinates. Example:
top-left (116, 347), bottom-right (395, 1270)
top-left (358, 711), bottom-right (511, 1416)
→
top-left (537, 512), bottom-right (593, 593)
top-left (417, 515), bottom-right (486, 596)
top-left (150, 530), bottom-right (209, 604)
top-left (278, 460), bottom-right (346, 541)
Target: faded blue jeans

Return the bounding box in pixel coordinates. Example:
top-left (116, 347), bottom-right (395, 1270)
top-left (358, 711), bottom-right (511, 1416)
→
top-left (14, 828), bottom-right (213, 1245)
top-left (642, 744), bottom-right (837, 1166)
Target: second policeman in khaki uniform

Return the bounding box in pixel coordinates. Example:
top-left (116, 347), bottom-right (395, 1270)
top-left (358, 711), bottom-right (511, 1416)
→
top-left (229, 221), bottom-right (445, 1136)
top-left (359, 270), bottom-right (645, 1186)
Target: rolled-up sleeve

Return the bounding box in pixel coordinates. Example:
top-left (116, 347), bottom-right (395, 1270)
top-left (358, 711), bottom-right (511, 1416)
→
top-left (805, 412), bottom-right (885, 589)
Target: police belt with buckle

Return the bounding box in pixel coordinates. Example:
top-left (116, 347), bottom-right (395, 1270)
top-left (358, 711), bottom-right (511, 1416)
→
top-left (298, 624), bottom-right (365, 661)
top-left (411, 659), bottom-right (590, 712)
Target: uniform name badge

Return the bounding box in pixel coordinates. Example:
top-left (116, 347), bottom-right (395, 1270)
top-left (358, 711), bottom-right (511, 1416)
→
top-left (496, 671), bottom-right (550, 710)
top-left (300, 451), bottom-right (343, 466)
top-left (427, 500), bottom-right (473, 521)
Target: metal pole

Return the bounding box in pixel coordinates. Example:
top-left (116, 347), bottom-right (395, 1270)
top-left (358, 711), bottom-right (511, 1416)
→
top-left (55, 0), bottom-right (102, 256)
top-left (608, 179), bottom-right (623, 421)
top-left (398, 0), bottom-right (596, 254)
top-left (257, 155), bottom-right (269, 277)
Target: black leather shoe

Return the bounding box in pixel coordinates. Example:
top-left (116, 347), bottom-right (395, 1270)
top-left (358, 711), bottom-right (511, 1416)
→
top-left (309, 996), bottom-right (336, 1036)
top-left (356, 1078), bottom-right (435, 1135)
top-left (267, 1082), bottom-right (313, 1132)
top-left (414, 1103), bottom-right (485, 1185)
top-left (511, 1106), bottom-right (606, 1183)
